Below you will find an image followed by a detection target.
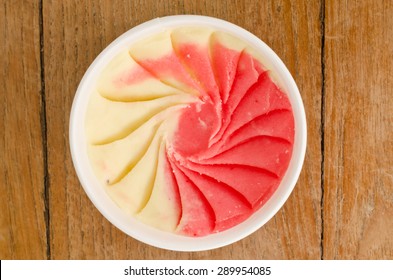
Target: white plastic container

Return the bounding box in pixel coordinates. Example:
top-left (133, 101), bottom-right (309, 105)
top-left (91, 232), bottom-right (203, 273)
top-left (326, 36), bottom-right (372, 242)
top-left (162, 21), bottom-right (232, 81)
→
top-left (69, 15), bottom-right (307, 251)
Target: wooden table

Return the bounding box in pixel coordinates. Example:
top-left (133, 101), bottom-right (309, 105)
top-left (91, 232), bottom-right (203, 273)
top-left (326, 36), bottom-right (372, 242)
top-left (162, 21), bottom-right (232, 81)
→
top-left (1, 0), bottom-right (392, 260)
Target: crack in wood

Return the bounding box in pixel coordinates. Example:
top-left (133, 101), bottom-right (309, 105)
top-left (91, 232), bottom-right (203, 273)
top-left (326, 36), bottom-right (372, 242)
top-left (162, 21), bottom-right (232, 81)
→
top-left (39, 0), bottom-right (51, 260)
top-left (319, 0), bottom-right (326, 261)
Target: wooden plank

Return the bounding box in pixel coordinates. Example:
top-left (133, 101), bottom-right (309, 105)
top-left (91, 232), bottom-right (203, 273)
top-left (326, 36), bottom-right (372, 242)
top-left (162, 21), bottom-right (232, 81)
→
top-left (323, 0), bottom-right (393, 259)
top-left (44, 0), bottom-right (322, 259)
top-left (0, 1), bottom-right (47, 259)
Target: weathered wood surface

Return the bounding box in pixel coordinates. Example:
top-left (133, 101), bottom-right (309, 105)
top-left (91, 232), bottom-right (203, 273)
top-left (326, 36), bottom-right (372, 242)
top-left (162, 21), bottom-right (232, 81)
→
top-left (0, 0), bottom-right (47, 259)
top-left (323, 0), bottom-right (393, 259)
top-left (1, 0), bottom-right (391, 260)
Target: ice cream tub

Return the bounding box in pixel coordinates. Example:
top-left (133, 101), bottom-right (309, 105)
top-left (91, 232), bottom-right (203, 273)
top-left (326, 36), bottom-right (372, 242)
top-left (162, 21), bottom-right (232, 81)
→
top-left (69, 15), bottom-right (307, 251)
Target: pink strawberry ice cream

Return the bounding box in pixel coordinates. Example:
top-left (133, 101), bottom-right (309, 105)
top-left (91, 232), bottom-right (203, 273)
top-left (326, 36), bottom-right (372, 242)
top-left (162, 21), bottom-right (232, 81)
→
top-left (85, 26), bottom-right (294, 236)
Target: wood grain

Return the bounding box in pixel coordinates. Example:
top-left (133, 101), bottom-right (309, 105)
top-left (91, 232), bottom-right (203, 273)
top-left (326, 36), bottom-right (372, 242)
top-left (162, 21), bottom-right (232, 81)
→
top-left (0, 0), bottom-right (47, 259)
top-left (43, 0), bottom-right (322, 259)
top-left (323, 0), bottom-right (393, 259)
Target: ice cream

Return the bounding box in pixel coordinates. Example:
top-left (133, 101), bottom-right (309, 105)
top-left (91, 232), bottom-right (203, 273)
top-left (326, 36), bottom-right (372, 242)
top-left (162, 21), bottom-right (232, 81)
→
top-left (85, 26), bottom-right (294, 237)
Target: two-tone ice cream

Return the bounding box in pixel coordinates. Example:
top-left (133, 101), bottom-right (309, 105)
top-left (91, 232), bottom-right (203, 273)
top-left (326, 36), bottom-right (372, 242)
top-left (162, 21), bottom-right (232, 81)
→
top-left (85, 26), bottom-right (294, 237)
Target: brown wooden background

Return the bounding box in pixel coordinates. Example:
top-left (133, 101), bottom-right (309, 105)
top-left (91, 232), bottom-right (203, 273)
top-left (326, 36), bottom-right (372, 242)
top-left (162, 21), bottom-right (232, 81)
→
top-left (1, 0), bottom-right (392, 260)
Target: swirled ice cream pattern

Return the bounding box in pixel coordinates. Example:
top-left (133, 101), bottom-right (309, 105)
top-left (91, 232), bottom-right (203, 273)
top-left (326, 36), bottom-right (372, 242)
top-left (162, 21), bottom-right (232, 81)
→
top-left (86, 27), bottom-right (294, 236)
